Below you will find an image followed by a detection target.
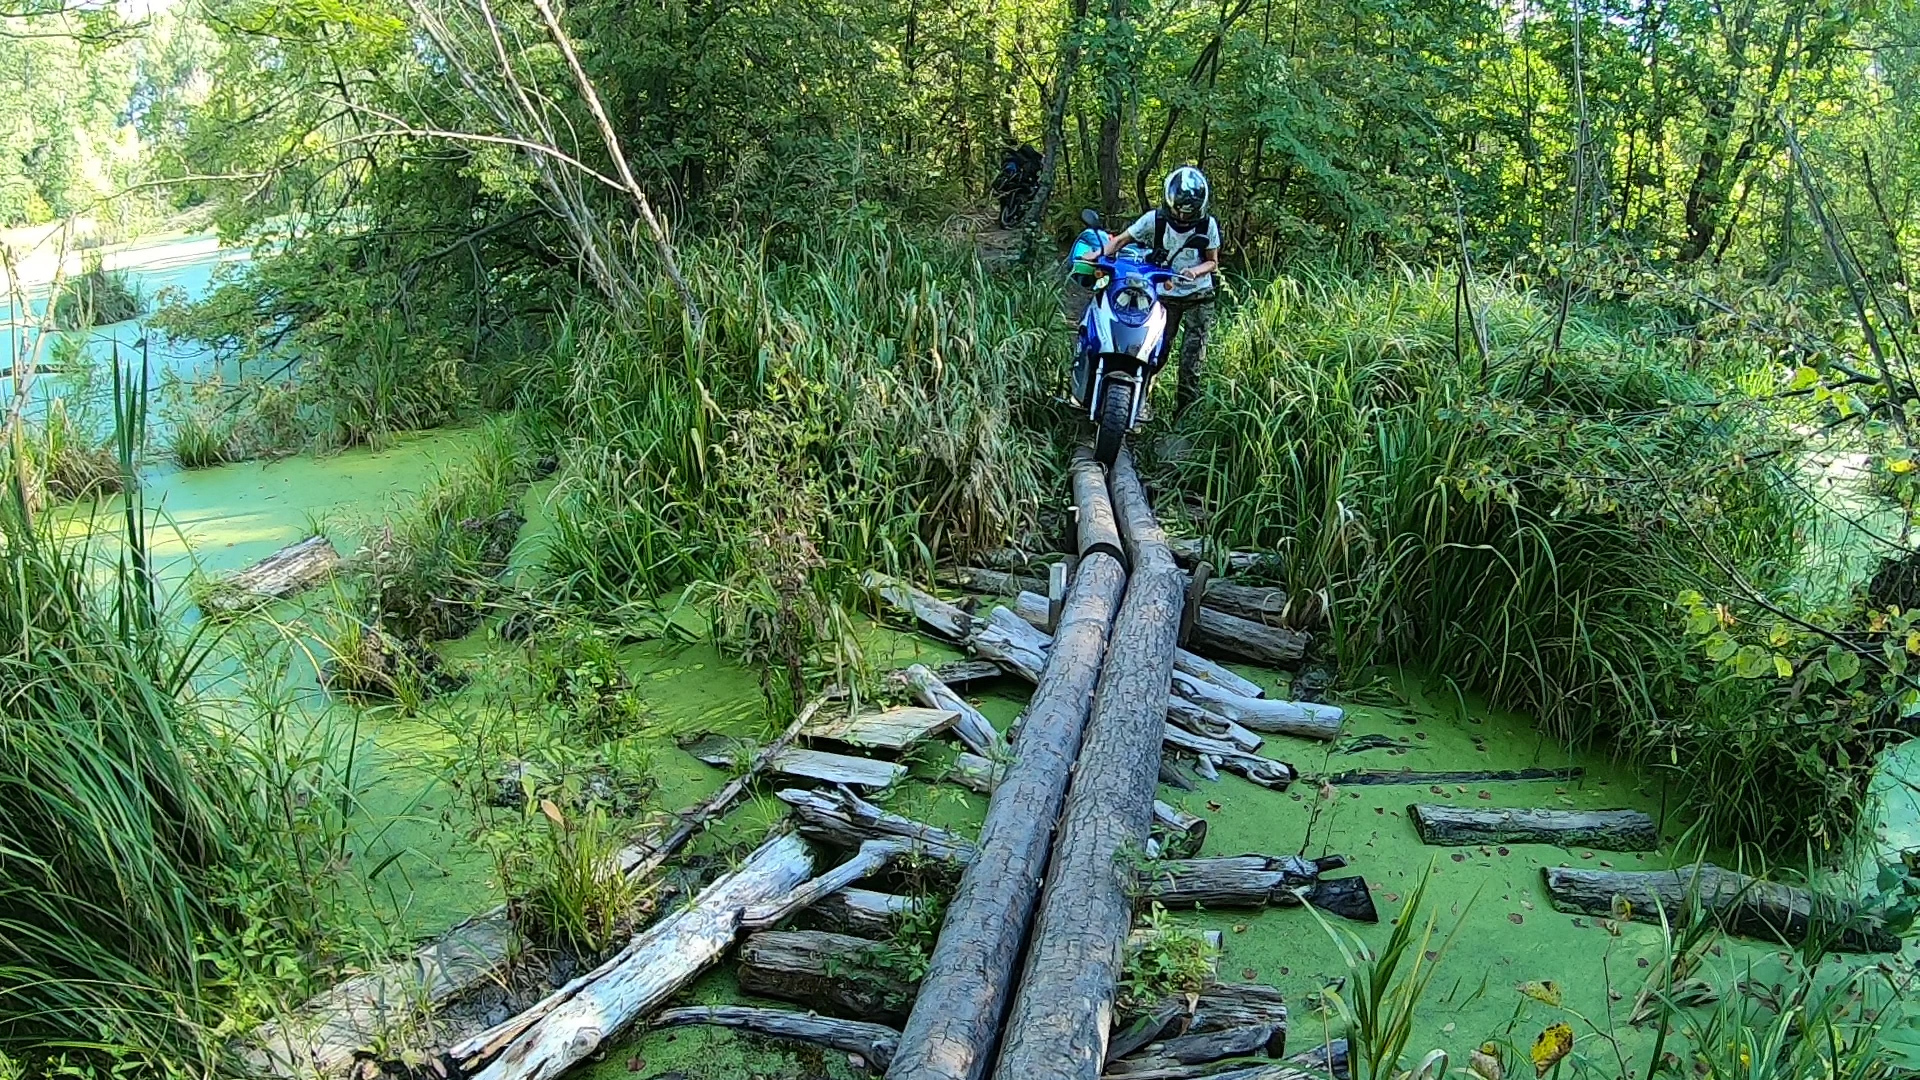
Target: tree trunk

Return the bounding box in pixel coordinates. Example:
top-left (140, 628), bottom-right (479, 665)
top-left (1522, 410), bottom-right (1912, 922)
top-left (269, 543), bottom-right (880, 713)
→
top-left (804, 888), bottom-right (921, 938)
top-left (1317, 767), bottom-right (1582, 787)
top-left (1074, 447), bottom-right (1126, 563)
top-left (201, 535), bottom-right (341, 616)
top-left (651, 1006), bottom-right (901, 1070)
top-left (1162, 724), bottom-right (1295, 789)
top-left (997, 449), bottom-right (1185, 1080)
top-left (1023, 0), bottom-right (1093, 232)
top-left (1542, 866), bottom-right (1899, 953)
top-left (743, 840), bottom-right (908, 930)
top-left (1106, 1024), bottom-right (1287, 1077)
top-left (865, 570), bottom-right (981, 641)
top-left (889, 475), bottom-right (1130, 1080)
top-left (737, 930), bottom-right (920, 1025)
top-left (1008, 588), bottom-right (1268, 700)
top-left (1188, 606), bottom-right (1310, 668)
top-left (1151, 800), bottom-right (1208, 859)
top-left (1409, 805), bottom-right (1658, 850)
top-left (463, 833), bottom-right (815, 1080)
top-left (1137, 856), bottom-right (1376, 922)
top-left (902, 664), bottom-right (1007, 759)
top-left (1165, 697), bottom-right (1264, 752)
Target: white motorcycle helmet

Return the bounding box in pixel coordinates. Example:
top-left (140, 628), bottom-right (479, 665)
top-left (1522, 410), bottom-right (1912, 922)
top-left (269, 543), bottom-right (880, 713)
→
top-left (1163, 166), bottom-right (1210, 226)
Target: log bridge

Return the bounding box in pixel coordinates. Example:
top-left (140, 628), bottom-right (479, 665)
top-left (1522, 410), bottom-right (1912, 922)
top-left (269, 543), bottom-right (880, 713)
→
top-left (247, 447), bottom-right (1361, 1080)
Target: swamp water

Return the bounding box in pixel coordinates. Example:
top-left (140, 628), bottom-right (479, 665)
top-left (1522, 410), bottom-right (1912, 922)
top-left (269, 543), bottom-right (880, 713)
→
top-left (45, 241), bottom-right (1920, 1077)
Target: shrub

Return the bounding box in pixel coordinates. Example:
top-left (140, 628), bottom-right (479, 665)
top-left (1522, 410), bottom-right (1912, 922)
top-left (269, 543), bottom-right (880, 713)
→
top-left (50, 260), bottom-right (144, 330)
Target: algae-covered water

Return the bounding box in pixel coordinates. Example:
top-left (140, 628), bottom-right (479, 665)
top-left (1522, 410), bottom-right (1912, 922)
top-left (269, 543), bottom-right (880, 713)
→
top-left (121, 427), bottom-right (1920, 1078)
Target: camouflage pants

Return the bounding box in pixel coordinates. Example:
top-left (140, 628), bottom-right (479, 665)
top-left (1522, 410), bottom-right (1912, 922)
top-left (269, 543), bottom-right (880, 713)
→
top-left (1161, 294), bottom-right (1215, 415)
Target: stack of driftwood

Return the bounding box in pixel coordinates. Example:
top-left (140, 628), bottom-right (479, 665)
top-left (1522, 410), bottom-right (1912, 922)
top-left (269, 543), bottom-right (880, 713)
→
top-left (243, 448), bottom-right (1373, 1080)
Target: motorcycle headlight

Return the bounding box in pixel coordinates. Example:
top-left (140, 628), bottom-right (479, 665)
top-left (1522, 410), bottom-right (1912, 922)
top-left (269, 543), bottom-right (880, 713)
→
top-left (1112, 284), bottom-right (1152, 325)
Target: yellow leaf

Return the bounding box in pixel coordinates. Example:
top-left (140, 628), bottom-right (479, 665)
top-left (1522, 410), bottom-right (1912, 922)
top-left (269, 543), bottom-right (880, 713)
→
top-left (1892, 458), bottom-right (1917, 475)
top-left (1517, 980), bottom-right (1563, 1007)
top-left (1907, 629), bottom-right (1920, 656)
top-left (539, 799), bottom-right (566, 827)
top-left (1768, 623), bottom-right (1793, 647)
top-left (1531, 1023), bottom-right (1575, 1076)
top-left (1773, 654), bottom-right (1794, 679)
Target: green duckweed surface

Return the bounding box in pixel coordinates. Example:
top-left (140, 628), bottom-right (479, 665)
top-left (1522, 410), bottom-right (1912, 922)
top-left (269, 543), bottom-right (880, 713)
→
top-left (129, 430), bottom-right (1920, 1077)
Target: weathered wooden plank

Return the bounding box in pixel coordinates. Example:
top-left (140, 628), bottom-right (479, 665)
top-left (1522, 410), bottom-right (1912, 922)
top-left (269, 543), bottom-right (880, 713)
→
top-left (651, 1006), bottom-right (902, 1070)
top-left (1542, 865), bottom-right (1899, 953)
top-left (688, 737), bottom-right (905, 790)
top-left (807, 705), bottom-right (957, 751)
top-left (1409, 805), bottom-right (1658, 850)
top-left (201, 535), bottom-right (341, 616)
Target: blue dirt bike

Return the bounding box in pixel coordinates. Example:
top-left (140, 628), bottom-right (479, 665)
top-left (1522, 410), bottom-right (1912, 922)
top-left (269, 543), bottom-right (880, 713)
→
top-left (1068, 209), bottom-right (1179, 466)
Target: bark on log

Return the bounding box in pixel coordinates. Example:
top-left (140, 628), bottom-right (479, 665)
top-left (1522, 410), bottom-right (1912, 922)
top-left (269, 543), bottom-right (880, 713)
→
top-left (737, 930), bottom-right (919, 1025)
top-left (1011, 590), bottom-right (1267, 702)
top-left (1197, 580), bottom-right (1290, 627)
top-left (464, 832), bottom-right (815, 1080)
top-left (1160, 760), bottom-right (1198, 792)
top-left (201, 535), bottom-right (341, 616)
top-left (1073, 447), bottom-right (1126, 565)
top-left (1318, 767), bottom-right (1583, 787)
top-left (865, 571), bottom-right (981, 641)
top-left (778, 787), bottom-right (978, 864)
top-left (997, 448), bottom-right (1184, 1080)
top-left (1105, 1024), bottom-right (1287, 1077)
top-left (1139, 856), bottom-right (1377, 923)
top-left (1188, 606), bottom-right (1309, 668)
top-left (889, 543), bottom-right (1129, 1080)
top-left (1109, 983), bottom-right (1289, 1067)
top-left (970, 611), bottom-right (1049, 682)
top-left (1163, 725), bottom-right (1295, 789)
top-left (903, 664), bottom-right (1007, 759)
top-left (1409, 805), bottom-right (1658, 851)
top-left (1542, 866), bottom-right (1900, 953)
top-left (651, 1006), bottom-right (901, 1070)
top-left (743, 840), bottom-right (907, 929)
top-left (1151, 801), bottom-right (1207, 859)
top-left (805, 888), bottom-right (920, 937)
top-left (1169, 671), bottom-right (1344, 740)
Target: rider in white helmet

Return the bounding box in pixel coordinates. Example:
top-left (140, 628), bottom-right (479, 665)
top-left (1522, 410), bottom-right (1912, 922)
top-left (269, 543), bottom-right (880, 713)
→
top-left (1100, 165), bottom-right (1220, 415)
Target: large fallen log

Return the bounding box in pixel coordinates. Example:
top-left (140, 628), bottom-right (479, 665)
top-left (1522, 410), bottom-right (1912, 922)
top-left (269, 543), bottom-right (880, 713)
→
top-left (1163, 725), bottom-right (1295, 789)
top-left (1163, 697), bottom-right (1261, 752)
top-left (1168, 671), bottom-right (1343, 740)
top-left (1139, 856), bottom-right (1377, 923)
top-left (778, 787), bottom-right (978, 864)
top-left (1317, 767), bottom-right (1583, 787)
top-left (1009, 589), bottom-right (1268, 700)
top-left (1188, 606), bottom-right (1309, 669)
top-left (463, 831), bottom-right (815, 1080)
top-left (888, 451), bottom-right (1131, 1080)
top-left (200, 535), bottom-right (342, 616)
top-left (997, 448), bottom-right (1185, 1080)
top-left (737, 930), bottom-right (919, 1025)
top-left (901, 663), bottom-right (1006, 760)
top-left (1542, 865), bottom-right (1900, 953)
top-left (651, 1006), bottom-right (901, 1070)
top-left (1410, 805), bottom-right (1658, 851)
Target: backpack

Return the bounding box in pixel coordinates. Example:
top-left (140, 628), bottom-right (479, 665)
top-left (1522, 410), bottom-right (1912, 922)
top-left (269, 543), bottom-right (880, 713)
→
top-left (1150, 210), bottom-right (1215, 267)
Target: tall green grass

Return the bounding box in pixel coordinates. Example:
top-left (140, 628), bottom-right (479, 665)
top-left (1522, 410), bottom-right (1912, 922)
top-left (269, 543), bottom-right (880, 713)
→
top-left (1170, 268), bottom-right (1818, 846)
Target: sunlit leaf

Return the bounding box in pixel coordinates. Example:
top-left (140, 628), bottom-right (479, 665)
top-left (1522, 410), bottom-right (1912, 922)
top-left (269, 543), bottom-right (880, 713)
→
top-left (1530, 1023), bottom-right (1574, 1075)
top-left (1517, 979), bottom-right (1562, 1007)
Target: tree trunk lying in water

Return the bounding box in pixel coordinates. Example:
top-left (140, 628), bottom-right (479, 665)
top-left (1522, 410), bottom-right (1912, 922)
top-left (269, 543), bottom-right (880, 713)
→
top-left (1137, 856), bottom-right (1377, 923)
top-left (901, 663), bottom-right (1006, 760)
top-left (865, 570), bottom-right (981, 642)
top-left (1542, 866), bottom-right (1900, 953)
top-left (1410, 805), bottom-right (1659, 851)
top-left (737, 930), bottom-right (919, 1026)
top-left (742, 839), bottom-right (906, 930)
top-left (1162, 724), bottom-right (1295, 789)
top-left (997, 448), bottom-right (1185, 1080)
top-left (948, 751), bottom-right (1204, 859)
top-left (1110, 983), bottom-right (1290, 1064)
top-left (201, 535), bottom-right (342, 616)
top-left (1105, 1024), bottom-right (1288, 1078)
top-left (1008, 588), bottom-right (1267, 701)
top-left (463, 832), bottom-right (816, 1080)
top-left (1187, 605), bottom-right (1309, 668)
top-left (778, 787), bottom-right (978, 864)
top-left (651, 1006), bottom-right (901, 1070)
top-left (1317, 767), bottom-right (1583, 787)
top-left (1169, 670), bottom-right (1343, 740)
top-left (890, 538), bottom-right (1129, 1080)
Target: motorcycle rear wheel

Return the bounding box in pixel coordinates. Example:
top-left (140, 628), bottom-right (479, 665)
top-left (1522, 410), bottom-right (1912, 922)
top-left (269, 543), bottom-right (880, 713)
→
top-left (1094, 380), bottom-right (1131, 466)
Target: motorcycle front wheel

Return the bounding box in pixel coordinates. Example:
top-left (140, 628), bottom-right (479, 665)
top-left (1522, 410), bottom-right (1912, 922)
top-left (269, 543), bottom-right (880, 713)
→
top-left (1094, 380), bottom-right (1131, 466)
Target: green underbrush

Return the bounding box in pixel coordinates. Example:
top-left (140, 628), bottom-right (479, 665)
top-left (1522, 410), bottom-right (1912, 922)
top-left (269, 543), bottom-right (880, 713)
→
top-left (1167, 267), bottom-right (1870, 849)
